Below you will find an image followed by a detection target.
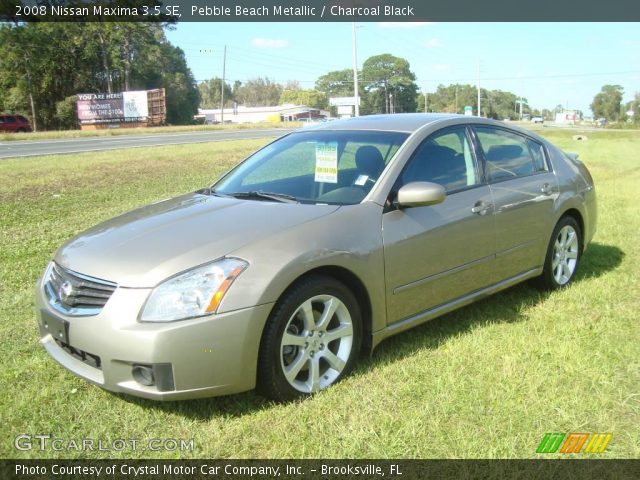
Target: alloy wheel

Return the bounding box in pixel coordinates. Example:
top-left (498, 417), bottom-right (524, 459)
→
top-left (552, 225), bottom-right (579, 285)
top-left (280, 294), bottom-right (354, 393)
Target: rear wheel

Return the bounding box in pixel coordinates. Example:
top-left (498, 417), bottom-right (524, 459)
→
top-left (257, 275), bottom-right (362, 402)
top-left (536, 216), bottom-right (582, 290)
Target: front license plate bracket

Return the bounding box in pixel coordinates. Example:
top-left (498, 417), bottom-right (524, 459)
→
top-left (41, 309), bottom-right (70, 344)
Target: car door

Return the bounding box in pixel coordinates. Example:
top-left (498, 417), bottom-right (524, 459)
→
top-left (472, 126), bottom-right (558, 281)
top-left (382, 126), bottom-right (496, 324)
top-left (4, 115), bottom-right (17, 132)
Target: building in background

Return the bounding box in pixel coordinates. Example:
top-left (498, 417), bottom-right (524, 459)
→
top-left (554, 110), bottom-right (581, 125)
top-left (197, 104), bottom-right (328, 124)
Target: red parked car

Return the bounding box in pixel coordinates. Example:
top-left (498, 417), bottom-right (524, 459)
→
top-left (0, 114), bottom-right (32, 133)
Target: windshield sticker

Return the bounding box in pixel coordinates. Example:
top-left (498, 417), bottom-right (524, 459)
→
top-left (314, 142), bottom-right (338, 183)
top-left (354, 174), bottom-right (369, 186)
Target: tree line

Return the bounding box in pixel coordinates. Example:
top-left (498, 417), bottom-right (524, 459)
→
top-left (0, 22), bottom-right (199, 130)
top-left (199, 54), bottom-right (421, 115)
top-left (199, 54), bottom-right (544, 121)
top-left (2, 21), bottom-right (636, 129)
top-left (591, 85), bottom-right (639, 124)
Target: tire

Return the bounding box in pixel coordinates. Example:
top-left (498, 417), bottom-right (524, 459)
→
top-left (536, 216), bottom-right (582, 290)
top-left (257, 275), bottom-right (362, 402)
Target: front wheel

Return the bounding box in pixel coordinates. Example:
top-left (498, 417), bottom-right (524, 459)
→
top-left (257, 275), bottom-right (362, 402)
top-left (536, 216), bottom-right (582, 290)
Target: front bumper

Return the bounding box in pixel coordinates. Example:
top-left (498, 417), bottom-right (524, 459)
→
top-left (36, 278), bottom-right (273, 400)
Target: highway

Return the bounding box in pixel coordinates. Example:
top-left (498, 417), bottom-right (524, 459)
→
top-left (0, 128), bottom-right (293, 159)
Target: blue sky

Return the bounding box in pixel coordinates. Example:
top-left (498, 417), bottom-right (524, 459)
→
top-left (165, 22), bottom-right (640, 115)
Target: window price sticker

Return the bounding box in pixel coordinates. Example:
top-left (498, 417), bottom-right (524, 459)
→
top-left (314, 142), bottom-right (338, 183)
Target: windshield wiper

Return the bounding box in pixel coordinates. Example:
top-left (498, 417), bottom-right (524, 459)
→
top-left (223, 191), bottom-right (299, 203)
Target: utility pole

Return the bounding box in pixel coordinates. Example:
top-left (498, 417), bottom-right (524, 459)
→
top-left (520, 99), bottom-right (523, 120)
top-left (384, 82), bottom-right (389, 114)
top-left (455, 85), bottom-right (458, 113)
top-left (477, 60), bottom-right (481, 117)
top-left (516, 98), bottom-right (526, 120)
top-left (352, 22), bottom-right (360, 117)
top-left (23, 54), bottom-right (37, 132)
top-left (220, 45), bottom-right (227, 124)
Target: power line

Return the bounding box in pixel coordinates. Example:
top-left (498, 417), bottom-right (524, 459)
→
top-left (197, 69), bottom-right (640, 86)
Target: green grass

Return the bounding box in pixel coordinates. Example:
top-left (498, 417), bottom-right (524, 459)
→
top-left (0, 121), bottom-right (300, 142)
top-left (1, 129), bottom-right (638, 459)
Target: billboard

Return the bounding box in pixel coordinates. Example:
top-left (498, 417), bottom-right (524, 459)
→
top-left (77, 91), bottom-right (149, 125)
top-left (329, 96), bottom-right (361, 106)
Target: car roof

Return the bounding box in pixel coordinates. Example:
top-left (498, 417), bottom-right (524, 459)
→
top-left (307, 113), bottom-right (465, 133)
top-left (304, 113), bottom-right (549, 145)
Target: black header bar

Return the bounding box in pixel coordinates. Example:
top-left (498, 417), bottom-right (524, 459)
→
top-left (1, 0), bottom-right (640, 22)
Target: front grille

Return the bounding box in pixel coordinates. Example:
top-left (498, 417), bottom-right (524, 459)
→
top-left (44, 262), bottom-right (117, 316)
top-left (55, 339), bottom-right (102, 369)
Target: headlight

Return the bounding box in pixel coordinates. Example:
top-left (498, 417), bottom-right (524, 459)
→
top-left (140, 258), bottom-right (248, 322)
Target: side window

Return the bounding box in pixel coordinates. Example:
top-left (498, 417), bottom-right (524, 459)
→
top-left (475, 127), bottom-right (540, 181)
top-left (5, 116), bottom-right (16, 124)
top-left (527, 138), bottom-right (547, 172)
top-left (400, 128), bottom-right (479, 192)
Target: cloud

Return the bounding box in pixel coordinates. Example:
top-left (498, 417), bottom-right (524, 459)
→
top-left (251, 38), bottom-right (289, 48)
top-left (432, 64), bottom-right (450, 72)
top-left (424, 38), bottom-right (442, 48)
top-left (378, 22), bottom-right (435, 28)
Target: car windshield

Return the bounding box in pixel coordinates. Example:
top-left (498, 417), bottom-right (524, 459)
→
top-left (212, 130), bottom-right (409, 205)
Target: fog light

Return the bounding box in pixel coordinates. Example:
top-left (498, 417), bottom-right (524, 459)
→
top-left (132, 364), bottom-right (155, 386)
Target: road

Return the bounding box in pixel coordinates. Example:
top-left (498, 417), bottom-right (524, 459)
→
top-left (0, 128), bottom-right (293, 159)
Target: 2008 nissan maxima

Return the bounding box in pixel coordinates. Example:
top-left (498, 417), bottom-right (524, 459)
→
top-left (36, 114), bottom-right (596, 402)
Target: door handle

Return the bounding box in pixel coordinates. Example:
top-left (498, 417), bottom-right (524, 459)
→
top-left (471, 201), bottom-right (492, 215)
top-left (540, 183), bottom-right (553, 195)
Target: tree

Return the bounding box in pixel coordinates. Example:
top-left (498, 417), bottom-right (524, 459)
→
top-left (234, 77), bottom-right (282, 107)
top-left (283, 80), bottom-right (301, 91)
top-left (419, 84), bottom-right (535, 120)
top-left (420, 84), bottom-right (478, 114)
top-left (146, 42), bottom-right (199, 125)
top-left (0, 22), bottom-right (199, 129)
top-left (315, 69), bottom-right (357, 98)
top-left (198, 78), bottom-right (233, 109)
top-left (279, 89), bottom-right (327, 108)
top-left (55, 96), bottom-right (79, 130)
top-left (361, 54), bottom-right (418, 114)
top-left (486, 89), bottom-right (521, 120)
top-left (625, 92), bottom-right (640, 124)
top-left (591, 85), bottom-right (623, 121)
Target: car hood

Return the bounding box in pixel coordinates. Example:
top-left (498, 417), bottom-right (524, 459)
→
top-left (55, 192), bottom-right (340, 287)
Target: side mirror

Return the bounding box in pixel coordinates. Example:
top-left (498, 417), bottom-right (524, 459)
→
top-left (395, 182), bottom-right (446, 209)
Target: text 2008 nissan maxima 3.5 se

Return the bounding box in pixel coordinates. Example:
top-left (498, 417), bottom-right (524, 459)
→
top-left (36, 114), bottom-right (596, 402)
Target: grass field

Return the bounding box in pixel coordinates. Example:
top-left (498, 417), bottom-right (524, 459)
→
top-left (1, 129), bottom-right (638, 459)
